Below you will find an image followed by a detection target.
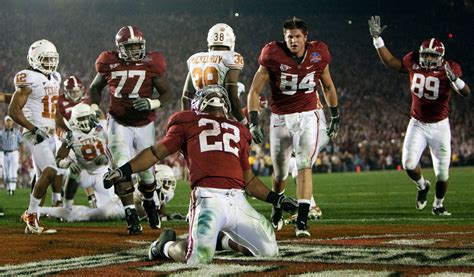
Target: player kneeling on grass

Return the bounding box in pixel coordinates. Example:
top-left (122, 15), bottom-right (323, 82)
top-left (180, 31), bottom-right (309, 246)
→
top-left (104, 85), bottom-right (298, 265)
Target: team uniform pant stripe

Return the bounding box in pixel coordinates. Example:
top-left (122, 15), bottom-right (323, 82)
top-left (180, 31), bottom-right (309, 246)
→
top-left (310, 111), bottom-right (321, 163)
top-left (186, 188), bottom-right (198, 261)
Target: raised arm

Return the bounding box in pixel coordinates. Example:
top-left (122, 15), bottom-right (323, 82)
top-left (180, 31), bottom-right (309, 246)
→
top-left (368, 15), bottom-right (407, 73)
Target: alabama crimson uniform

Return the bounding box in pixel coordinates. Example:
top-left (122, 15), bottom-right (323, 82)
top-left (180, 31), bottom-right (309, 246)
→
top-left (401, 52), bottom-right (461, 182)
top-left (95, 51), bottom-right (166, 126)
top-left (259, 41), bottom-right (330, 114)
top-left (187, 51), bottom-right (244, 89)
top-left (403, 52), bottom-right (461, 123)
top-left (14, 69), bottom-right (61, 174)
top-left (259, 41), bottom-right (331, 181)
top-left (160, 110), bottom-right (277, 265)
top-left (57, 94), bottom-right (80, 121)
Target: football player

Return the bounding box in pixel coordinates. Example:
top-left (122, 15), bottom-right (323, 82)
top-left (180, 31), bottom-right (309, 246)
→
top-left (182, 23), bottom-right (246, 124)
top-left (89, 26), bottom-right (173, 234)
top-left (368, 16), bottom-right (471, 216)
top-left (8, 39), bottom-right (63, 234)
top-left (104, 85), bottom-right (298, 265)
top-left (247, 17), bottom-right (340, 237)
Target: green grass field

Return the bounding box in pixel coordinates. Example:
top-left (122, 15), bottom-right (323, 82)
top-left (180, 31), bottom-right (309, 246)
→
top-left (1, 167), bottom-right (473, 228)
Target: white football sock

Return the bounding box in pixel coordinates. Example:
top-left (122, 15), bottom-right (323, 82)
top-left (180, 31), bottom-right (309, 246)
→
top-left (28, 196), bottom-right (42, 214)
top-left (434, 197), bottom-right (444, 208)
top-left (414, 176), bottom-right (426, 190)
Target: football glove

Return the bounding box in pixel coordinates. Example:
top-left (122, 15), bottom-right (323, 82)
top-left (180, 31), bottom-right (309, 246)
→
top-left (133, 98), bottom-right (161, 111)
top-left (249, 123), bottom-right (265, 144)
top-left (327, 115), bottom-right (341, 139)
top-left (31, 126), bottom-right (50, 144)
top-left (276, 195), bottom-right (298, 214)
top-left (368, 15), bottom-right (387, 38)
top-left (93, 154), bottom-right (109, 166)
top-left (103, 168), bottom-right (123, 189)
top-left (444, 63), bottom-right (458, 82)
top-left (70, 163), bottom-right (82, 175)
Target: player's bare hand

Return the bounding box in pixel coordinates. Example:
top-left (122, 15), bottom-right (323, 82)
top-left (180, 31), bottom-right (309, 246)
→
top-left (327, 115), bottom-right (340, 140)
top-left (368, 15), bottom-right (387, 38)
top-left (249, 123), bottom-right (265, 144)
top-left (276, 195), bottom-right (298, 214)
top-left (444, 62), bottom-right (458, 82)
top-left (93, 154), bottom-right (109, 166)
top-left (103, 168), bottom-right (123, 189)
top-left (32, 126), bottom-right (50, 144)
top-left (133, 97), bottom-right (152, 111)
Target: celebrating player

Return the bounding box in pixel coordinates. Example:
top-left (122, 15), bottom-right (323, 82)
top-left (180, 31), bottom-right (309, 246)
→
top-left (89, 25), bottom-right (173, 234)
top-left (368, 16), bottom-right (471, 216)
top-left (247, 17), bottom-right (340, 237)
top-left (182, 23), bottom-right (246, 124)
top-left (8, 39), bottom-right (62, 234)
top-left (104, 85), bottom-right (298, 265)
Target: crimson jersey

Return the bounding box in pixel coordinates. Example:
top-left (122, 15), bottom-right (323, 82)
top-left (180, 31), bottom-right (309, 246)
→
top-left (403, 51), bottom-right (462, 123)
top-left (161, 111), bottom-right (251, 189)
top-left (57, 94), bottom-right (80, 120)
top-left (95, 51), bottom-right (167, 126)
top-left (259, 41), bottom-right (331, 114)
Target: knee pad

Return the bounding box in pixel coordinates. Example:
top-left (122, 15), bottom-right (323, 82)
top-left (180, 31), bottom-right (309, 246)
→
top-left (114, 178), bottom-right (134, 197)
top-left (402, 158), bottom-right (417, 171)
top-left (436, 171), bottom-right (449, 182)
top-left (295, 152), bottom-right (312, 171)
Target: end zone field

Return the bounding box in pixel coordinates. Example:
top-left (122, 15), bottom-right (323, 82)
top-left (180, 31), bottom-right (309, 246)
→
top-left (0, 167), bottom-right (473, 275)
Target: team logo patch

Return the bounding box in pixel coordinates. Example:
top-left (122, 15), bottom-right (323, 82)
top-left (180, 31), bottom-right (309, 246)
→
top-left (280, 64), bottom-right (291, 71)
top-left (310, 52), bottom-right (321, 63)
top-left (52, 74), bottom-right (59, 81)
top-left (110, 63), bottom-right (120, 70)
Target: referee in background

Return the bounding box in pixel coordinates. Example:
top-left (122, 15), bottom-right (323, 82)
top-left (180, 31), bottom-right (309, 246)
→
top-left (0, 115), bottom-right (22, 195)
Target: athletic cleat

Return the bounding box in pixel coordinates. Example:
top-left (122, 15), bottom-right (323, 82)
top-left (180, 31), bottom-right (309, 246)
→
top-left (416, 181), bottom-right (430, 210)
top-left (143, 199), bottom-right (161, 229)
top-left (21, 211), bottom-right (56, 234)
top-left (308, 205), bottom-right (323, 220)
top-left (295, 221), bottom-right (311, 238)
top-left (148, 229), bottom-right (176, 260)
top-left (432, 206), bottom-right (451, 216)
top-left (125, 208), bottom-right (143, 235)
top-left (271, 206), bottom-right (283, 231)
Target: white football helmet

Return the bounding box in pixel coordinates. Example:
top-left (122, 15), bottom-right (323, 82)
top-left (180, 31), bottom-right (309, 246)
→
top-left (27, 39), bottom-right (59, 75)
top-left (155, 164), bottom-right (176, 204)
top-left (191, 85), bottom-right (232, 114)
top-left (69, 103), bottom-right (95, 133)
top-left (207, 23), bottom-right (236, 51)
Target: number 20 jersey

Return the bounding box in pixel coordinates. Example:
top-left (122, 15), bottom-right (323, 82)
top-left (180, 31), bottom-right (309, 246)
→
top-left (259, 41), bottom-right (331, 114)
top-left (403, 51), bottom-right (462, 123)
top-left (160, 110), bottom-right (251, 190)
top-left (95, 51), bottom-right (167, 126)
top-left (13, 69), bottom-right (61, 129)
top-left (186, 50), bottom-right (244, 89)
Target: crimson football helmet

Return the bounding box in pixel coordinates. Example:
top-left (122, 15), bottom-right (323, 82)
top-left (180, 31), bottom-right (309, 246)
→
top-left (191, 85), bottom-right (232, 114)
top-left (419, 38), bottom-right (445, 70)
top-left (115, 26), bottom-right (146, 62)
top-left (63, 75), bottom-right (84, 102)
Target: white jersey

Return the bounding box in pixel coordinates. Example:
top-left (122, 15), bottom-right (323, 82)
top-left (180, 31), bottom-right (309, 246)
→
top-left (186, 50), bottom-right (244, 89)
top-left (14, 69), bottom-right (61, 129)
top-left (68, 124), bottom-right (110, 174)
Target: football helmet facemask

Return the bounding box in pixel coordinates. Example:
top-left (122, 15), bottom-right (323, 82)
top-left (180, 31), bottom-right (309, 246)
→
top-left (207, 23), bottom-right (236, 51)
top-left (419, 38), bottom-right (445, 70)
top-left (155, 164), bottom-right (176, 203)
top-left (27, 39), bottom-right (59, 75)
top-left (115, 26), bottom-right (146, 62)
top-left (63, 76), bottom-right (84, 102)
top-left (69, 103), bottom-right (96, 133)
top-left (191, 85), bottom-right (232, 114)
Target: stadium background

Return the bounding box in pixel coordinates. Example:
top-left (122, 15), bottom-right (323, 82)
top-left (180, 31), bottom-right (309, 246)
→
top-left (0, 0), bottom-right (473, 186)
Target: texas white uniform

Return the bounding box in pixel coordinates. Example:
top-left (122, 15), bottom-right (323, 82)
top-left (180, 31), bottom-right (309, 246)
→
top-left (14, 69), bottom-right (60, 174)
top-left (187, 50), bottom-right (244, 89)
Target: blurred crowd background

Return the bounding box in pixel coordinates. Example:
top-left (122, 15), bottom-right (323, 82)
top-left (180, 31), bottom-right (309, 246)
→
top-left (0, 0), bottom-right (473, 185)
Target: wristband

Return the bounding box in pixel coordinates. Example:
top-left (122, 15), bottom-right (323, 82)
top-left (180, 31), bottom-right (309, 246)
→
top-left (147, 98), bottom-right (162, 109)
top-left (373, 37), bottom-right (385, 49)
top-left (118, 162), bottom-right (133, 177)
top-left (249, 111), bottom-right (259, 126)
top-left (452, 78), bottom-right (465, 91)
